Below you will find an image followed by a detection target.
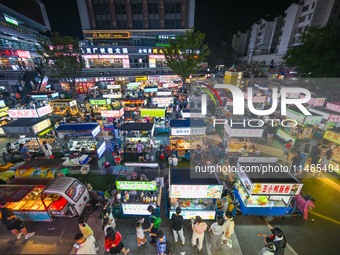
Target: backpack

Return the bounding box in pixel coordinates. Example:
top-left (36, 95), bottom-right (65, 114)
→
top-left (151, 215), bottom-right (161, 228)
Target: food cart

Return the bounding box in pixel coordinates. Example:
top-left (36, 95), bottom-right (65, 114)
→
top-left (170, 120), bottom-right (207, 159)
top-left (2, 118), bottom-right (55, 157)
top-left (120, 123), bottom-right (161, 154)
top-left (50, 99), bottom-right (79, 117)
top-left (29, 91), bottom-right (59, 104)
top-left (114, 163), bottom-right (162, 216)
top-left (140, 108), bottom-right (169, 134)
top-left (167, 168), bottom-right (223, 220)
top-left (276, 107), bottom-right (323, 143)
top-left (224, 121), bottom-right (264, 155)
top-left (234, 157), bottom-right (304, 221)
top-left (1, 176), bottom-right (89, 221)
top-left (55, 123), bottom-right (106, 159)
top-left (112, 98), bottom-right (147, 119)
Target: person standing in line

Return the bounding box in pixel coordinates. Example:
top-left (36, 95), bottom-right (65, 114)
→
top-left (105, 227), bottom-right (130, 255)
top-left (19, 144), bottom-right (32, 162)
top-left (191, 216), bottom-right (207, 252)
top-left (136, 221), bottom-right (147, 247)
top-left (78, 215), bottom-right (94, 238)
top-left (209, 215), bottom-right (225, 253)
top-left (145, 205), bottom-right (160, 245)
top-left (171, 207), bottom-right (185, 245)
top-left (279, 140), bottom-right (293, 163)
top-left (258, 237), bottom-right (276, 255)
top-left (135, 140), bottom-right (146, 162)
top-left (41, 141), bottom-right (53, 159)
top-left (102, 199), bottom-right (116, 228)
top-left (102, 217), bottom-right (115, 236)
top-left (310, 143), bottom-right (322, 171)
top-left (0, 204), bottom-right (35, 240)
top-left (221, 211), bottom-right (235, 248)
top-left (74, 233), bottom-right (98, 254)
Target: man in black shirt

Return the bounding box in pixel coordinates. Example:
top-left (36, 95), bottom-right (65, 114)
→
top-left (310, 143), bottom-right (322, 165)
top-left (171, 207), bottom-right (185, 245)
top-left (0, 204), bottom-right (35, 240)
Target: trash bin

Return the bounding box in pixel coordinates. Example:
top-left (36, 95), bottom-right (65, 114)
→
top-left (172, 157), bottom-right (178, 166)
top-left (168, 157), bottom-right (173, 165)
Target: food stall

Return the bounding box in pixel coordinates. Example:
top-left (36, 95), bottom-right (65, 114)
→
top-left (224, 121), bottom-right (264, 155)
top-left (234, 157), bottom-right (303, 221)
top-left (1, 176), bottom-right (89, 221)
top-left (89, 98), bottom-right (112, 119)
top-left (168, 168), bottom-right (223, 220)
top-left (2, 118), bottom-right (55, 157)
top-left (276, 107), bottom-right (323, 143)
top-left (125, 82), bottom-right (141, 97)
top-left (120, 123), bottom-right (160, 154)
top-left (309, 103), bottom-right (340, 135)
top-left (322, 130), bottom-right (340, 175)
top-left (0, 100), bottom-right (10, 135)
top-left (50, 99), bottom-right (79, 117)
top-left (115, 163), bottom-right (162, 216)
top-left (140, 109), bottom-right (169, 134)
top-left (113, 98), bottom-right (147, 119)
top-left (55, 123), bottom-right (106, 159)
top-left (169, 120), bottom-right (207, 159)
top-left (29, 91), bottom-right (59, 104)
top-left (103, 84), bottom-right (122, 99)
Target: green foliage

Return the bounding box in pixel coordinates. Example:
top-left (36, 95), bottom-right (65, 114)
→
top-left (164, 28), bottom-right (210, 83)
top-left (37, 32), bottom-right (85, 95)
top-left (283, 23), bottom-right (340, 77)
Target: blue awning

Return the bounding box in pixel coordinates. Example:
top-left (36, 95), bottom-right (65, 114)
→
top-left (55, 123), bottom-right (99, 131)
top-left (170, 120), bottom-right (206, 128)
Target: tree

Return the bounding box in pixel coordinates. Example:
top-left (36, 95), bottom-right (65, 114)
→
top-left (283, 23), bottom-right (340, 77)
top-left (38, 33), bottom-right (85, 96)
top-left (164, 28), bottom-right (210, 85)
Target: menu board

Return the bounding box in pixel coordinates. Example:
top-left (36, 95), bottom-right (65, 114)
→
top-left (122, 203), bottom-right (156, 215)
top-left (90, 99), bottom-right (110, 105)
top-left (286, 109), bottom-right (305, 124)
top-left (32, 119), bottom-right (51, 134)
top-left (250, 183), bottom-right (303, 196)
top-left (169, 209), bottom-right (216, 220)
top-left (101, 108), bottom-right (124, 118)
top-left (170, 185), bottom-right (223, 199)
top-left (170, 127), bottom-right (206, 136)
top-left (152, 97), bottom-right (174, 105)
top-left (304, 115), bottom-right (322, 125)
top-left (141, 109), bottom-right (165, 117)
top-left (116, 181), bottom-right (157, 191)
top-left (323, 130), bottom-right (340, 145)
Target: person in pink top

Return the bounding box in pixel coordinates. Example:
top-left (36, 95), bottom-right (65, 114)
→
top-left (191, 216), bottom-right (207, 252)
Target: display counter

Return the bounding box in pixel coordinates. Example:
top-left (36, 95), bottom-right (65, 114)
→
top-left (124, 137), bottom-right (161, 153)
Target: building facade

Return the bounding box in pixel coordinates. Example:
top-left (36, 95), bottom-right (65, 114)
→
top-left (0, 1), bottom-right (50, 71)
top-left (231, 30), bottom-right (249, 57)
top-left (237, 0), bottom-right (340, 67)
top-left (77, 0), bottom-right (195, 70)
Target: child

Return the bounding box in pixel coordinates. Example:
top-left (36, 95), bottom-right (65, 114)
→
top-left (136, 221), bottom-right (146, 247)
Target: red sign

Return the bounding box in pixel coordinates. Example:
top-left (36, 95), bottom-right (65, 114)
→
top-left (101, 108), bottom-right (124, 118)
top-left (328, 114), bottom-right (340, 123)
top-left (16, 50), bottom-right (31, 58)
top-left (149, 55), bottom-right (165, 59)
top-left (0, 49), bottom-right (18, 57)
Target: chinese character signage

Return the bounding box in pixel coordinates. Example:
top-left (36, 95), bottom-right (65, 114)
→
top-left (152, 97), bottom-right (173, 105)
top-left (84, 31), bottom-right (130, 39)
top-left (170, 127), bottom-right (206, 136)
top-left (90, 99), bottom-right (110, 105)
top-left (116, 181), bottom-right (157, 191)
top-left (107, 84), bottom-right (120, 89)
top-left (37, 105), bottom-right (52, 117)
top-left (95, 77), bottom-right (115, 82)
top-left (326, 102), bottom-right (340, 113)
top-left (251, 183), bottom-right (303, 195)
top-left (101, 108), bottom-right (124, 118)
top-left (286, 108), bottom-right (305, 124)
top-left (157, 91), bottom-right (172, 96)
top-left (170, 185), bottom-right (223, 198)
top-left (323, 130), bottom-right (340, 145)
top-left (141, 109), bottom-right (165, 117)
top-left (328, 114), bottom-right (340, 123)
top-left (144, 87), bottom-right (158, 92)
top-left (32, 119), bottom-right (51, 135)
top-left (122, 203), bottom-right (156, 215)
top-left (8, 109), bottom-right (39, 118)
top-left (136, 76), bottom-right (148, 82)
top-left (84, 47), bottom-right (129, 54)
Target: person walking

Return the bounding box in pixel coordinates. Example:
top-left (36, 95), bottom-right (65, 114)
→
top-left (263, 224), bottom-right (286, 255)
top-left (290, 151), bottom-right (302, 174)
top-left (0, 204), bottom-right (35, 240)
top-left (171, 207), bottom-right (185, 245)
top-left (191, 216), bottom-right (207, 252)
top-left (279, 140), bottom-right (293, 163)
top-left (105, 227), bottom-right (130, 255)
top-left (19, 144), bottom-right (32, 162)
top-left (41, 141), bottom-right (53, 159)
top-left (145, 205), bottom-right (160, 245)
top-left (267, 125), bottom-right (276, 143)
top-left (221, 211), bottom-right (235, 248)
top-left (102, 199), bottom-right (116, 228)
top-left (74, 233), bottom-right (98, 254)
top-left (136, 221), bottom-right (147, 247)
top-left (135, 140), bottom-right (146, 162)
top-left (258, 237), bottom-right (276, 255)
top-left (156, 230), bottom-right (168, 255)
top-left (78, 215), bottom-right (94, 238)
top-left (209, 215), bottom-right (225, 253)
top-left (102, 217), bottom-right (115, 236)
top-left (310, 143), bottom-right (322, 168)
top-left (297, 148), bottom-right (309, 175)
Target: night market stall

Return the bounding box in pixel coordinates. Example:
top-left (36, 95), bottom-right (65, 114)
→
top-left (114, 163), bottom-right (162, 216)
top-left (50, 99), bottom-right (79, 117)
top-left (1, 175), bottom-right (89, 221)
top-left (2, 118), bottom-right (55, 157)
top-left (322, 130), bottom-right (340, 175)
top-left (309, 102), bottom-right (340, 136)
top-left (234, 157), bottom-right (304, 221)
top-left (140, 108), bottom-right (169, 134)
top-left (169, 120), bottom-right (207, 159)
top-left (167, 168), bottom-right (223, 220)
top-left (103, 84), bottom-right (122, 99)
top-left (29, 91), bottom-right (59, 104)
top-left (89, 97), bottom-right (112, 119)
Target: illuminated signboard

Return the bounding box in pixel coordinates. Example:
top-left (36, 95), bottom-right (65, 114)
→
top-left (90, 99), bottom-right (110, 105)
top-left (323, 130), bottom-right (340, 145)
top-left (171, 127), bottom-right (206, 136)
top-left (4, 14), bottom-right (18, 26)
top-left (101, 108), bottom-right (124, 118)
top-left (84, 31), bottom-right (130, 39)
top-left (97, 142), bottom-right (106, 158)
top-left (84, 47), bottom-right (128, 54)
top-left (51, 92), bottom-right (59, 98)
top-left (37, 105), bottom-right (52, 117)
top-left (170, 185), bottom-right (223, 198)
top-left (95, 77), bottom-right (115, 82)
top-left (136, 76), bottom-right (148, 82)
top-left (32, 119), bottom-right (51, 134)
top-left (8, 109), bottom-right (39, 118)
top-left (250, 183), bottom-right (303, 196)
top-left (144, 87), bottom-right (158, 92)
top-left (91, 125), bottom-right (101, 137)
top-left (107, 85), bottom-right (120, 89)
top-left (0, 107), bottom-right (8, 117)
top-left (138, 48), bottom-right (153, 54)
top-left (116, 181), bottom-right (157, 191)
top-left (152, 97), bottom-right (173, 105)
top-left (0, 100), bottom-right (5, 107)
top-left (326, 102), bottom-right (340, 113)
top-left (157, 91), bottom-right (172, 96)
top-left (286, 109), bottom-right (305, 124)
top-left (16, 50), bottom-right (31, 58)
top-left (141, 109), bottom-right (165, 117)
top-left (122, 203), bottom-right (155, 215)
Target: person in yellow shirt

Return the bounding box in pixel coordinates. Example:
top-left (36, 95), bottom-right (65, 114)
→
top-left (78, 216), bottom-right (94, 238)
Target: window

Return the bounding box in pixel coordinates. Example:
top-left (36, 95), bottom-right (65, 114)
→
top-left (66, 181), bottom-right (85, 202)
top-left (302, 5), bottom-right (309, 12)
top-left (297, 27), bottom-right (303, 33)
top-left (284, 12), bottom-right (287, 17)
top-left (299, 16), bottom-right (306, 23)
top-left (308, 14), bottom-right (312, 20)
top-left (312, 2), bottom-right (315, 9)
